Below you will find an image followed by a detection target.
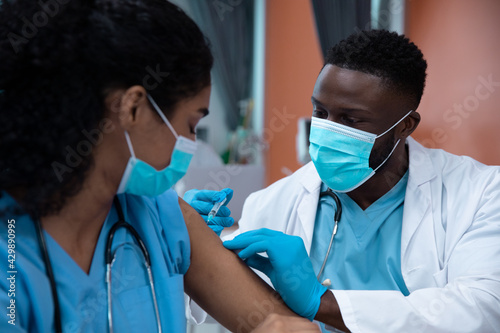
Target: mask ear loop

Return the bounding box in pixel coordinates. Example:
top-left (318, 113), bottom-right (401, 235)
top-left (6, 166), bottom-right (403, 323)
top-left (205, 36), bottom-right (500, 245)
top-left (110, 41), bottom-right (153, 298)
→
top-left (123, 94), bottom-right (178, 157)
top-left (147, 94), bottom-right (179, 139)
top-left (372, 110), bottom-right (414, 172)
top-left (375, 110), bottom-right (414, 139)
top-left (373, 139), bottom-right (401, 173)
top-left (123, 131), bottom-right (136, 158)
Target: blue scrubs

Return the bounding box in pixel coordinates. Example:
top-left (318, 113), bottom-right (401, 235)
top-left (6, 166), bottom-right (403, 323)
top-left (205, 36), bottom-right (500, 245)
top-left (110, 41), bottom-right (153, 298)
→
top-left (0, 189), bottom-right (190, 333)
top-left (310, 172), bottom-right (410, 295)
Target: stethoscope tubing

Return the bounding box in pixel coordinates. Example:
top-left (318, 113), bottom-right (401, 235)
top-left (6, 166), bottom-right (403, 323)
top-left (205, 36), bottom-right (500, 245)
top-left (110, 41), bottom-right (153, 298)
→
top-left (35, 217), bottom-right (63, 333)
top-left (36, 196), bottom-right (162, 333)
top-left (317, 188), bottom-right (342, 282)
top-left (105, 197), bottom-right (162, 333)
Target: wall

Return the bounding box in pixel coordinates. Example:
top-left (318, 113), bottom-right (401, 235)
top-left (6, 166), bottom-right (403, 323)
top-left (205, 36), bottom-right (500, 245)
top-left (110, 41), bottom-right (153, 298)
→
top-left (406, 0), bottom-right (500, 165)
top-left (264, 0), bottom-right (323, 185)
top-left (169, 0), bottom-right (231, 155)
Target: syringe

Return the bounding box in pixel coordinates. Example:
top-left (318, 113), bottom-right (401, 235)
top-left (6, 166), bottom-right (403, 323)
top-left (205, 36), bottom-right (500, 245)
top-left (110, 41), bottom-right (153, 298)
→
top-left (207, 197), bottom-right (227, 222)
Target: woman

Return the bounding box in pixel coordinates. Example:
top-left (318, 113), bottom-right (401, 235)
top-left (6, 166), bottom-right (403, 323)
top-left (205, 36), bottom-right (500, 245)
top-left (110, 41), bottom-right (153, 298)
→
top-left (0, 1), bottom-right (319, 332)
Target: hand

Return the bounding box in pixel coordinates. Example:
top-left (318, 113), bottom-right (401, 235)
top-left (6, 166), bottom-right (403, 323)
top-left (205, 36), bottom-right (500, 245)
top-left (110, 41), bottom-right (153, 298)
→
top-left (252, 314), bottom-right (321, 333)
top-left (223, 229), bottom-right (328, 321)
top-left (183, 188), bottom-right (234, 236)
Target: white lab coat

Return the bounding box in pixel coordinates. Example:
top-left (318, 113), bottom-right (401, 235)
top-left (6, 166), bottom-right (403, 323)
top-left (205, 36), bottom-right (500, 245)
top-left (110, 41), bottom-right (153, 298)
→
top-left (229, 137), bottom-right (500, 332)
top-left (188, 137), bottom-right (500, 332)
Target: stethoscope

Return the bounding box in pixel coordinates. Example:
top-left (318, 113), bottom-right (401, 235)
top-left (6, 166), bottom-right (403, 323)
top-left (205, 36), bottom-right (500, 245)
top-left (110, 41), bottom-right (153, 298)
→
top-left (35, 196), bottom-right (162, 333)
top-left (316, 188), bottom-right (342, 286)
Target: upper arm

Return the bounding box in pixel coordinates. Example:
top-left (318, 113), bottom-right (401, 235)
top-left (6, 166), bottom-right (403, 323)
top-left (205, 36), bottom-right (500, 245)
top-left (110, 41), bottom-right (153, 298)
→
top-left (179, 197), bottom-right (297, 332)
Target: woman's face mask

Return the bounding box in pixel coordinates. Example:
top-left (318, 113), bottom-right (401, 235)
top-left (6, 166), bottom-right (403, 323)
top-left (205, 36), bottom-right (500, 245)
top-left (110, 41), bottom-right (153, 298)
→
top-left (117, 95), bottom-right (197, 197)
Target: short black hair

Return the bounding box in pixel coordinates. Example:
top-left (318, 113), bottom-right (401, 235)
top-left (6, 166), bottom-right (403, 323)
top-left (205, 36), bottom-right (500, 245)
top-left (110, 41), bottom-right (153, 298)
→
top-left (0, 0), bottom-right (213, 218)
top-left (325, 29), bottom-right (427, 108)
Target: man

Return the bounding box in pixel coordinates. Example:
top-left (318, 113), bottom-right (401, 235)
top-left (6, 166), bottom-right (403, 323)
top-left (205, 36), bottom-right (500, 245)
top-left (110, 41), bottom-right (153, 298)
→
top-left (187, 30), bottom-right (500, 332)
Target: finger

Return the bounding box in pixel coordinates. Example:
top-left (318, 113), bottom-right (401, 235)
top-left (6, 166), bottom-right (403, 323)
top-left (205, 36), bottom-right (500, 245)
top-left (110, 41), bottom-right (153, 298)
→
top-left (209, 225), bottom-right (224, 236)
top-left (183, 189), bottom-right (206, 203)
top-left (254, 228), bottom-right (284, 237)
top-left (209, 216), bottom-right (234, 228)
top-left (191, 202), bottom-right (232, 217)
top-left (220, 188), bottom-right (233, 204)
top-left (234, 228), bottom-right (283, 239)
top-left (190, 201), bottom-right (216, 214)
top-left (182, 189), bottom-right (199, 203)
top-left (192, 189), bottom-right (227, 203)
top-left (215, 206), bottom-right (231, 217)
top-left (245, 254), bottom-right (272, 276)
top-left (223, 234), bottom-right (266, 250)
top-left (226, 229), bottom-right (269, 243)
top-left (235, 241), bottom-right (270, 260)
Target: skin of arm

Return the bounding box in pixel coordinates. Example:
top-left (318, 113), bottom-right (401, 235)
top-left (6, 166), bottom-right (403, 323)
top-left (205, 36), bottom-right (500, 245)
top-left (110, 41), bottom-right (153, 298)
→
top-left (180, 198), bottom-right (298, 332)
top-left (315, 291), bottom-right (350, 332)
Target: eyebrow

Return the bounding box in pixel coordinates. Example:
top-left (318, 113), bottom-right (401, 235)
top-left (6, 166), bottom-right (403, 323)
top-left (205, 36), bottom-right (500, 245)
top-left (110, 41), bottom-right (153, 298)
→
top-left (199, 108), bottom-right (209, 117)
top-left (311, 96), bottom-right (328, 109)
top-left (311, 96), bottom-right (371, 114)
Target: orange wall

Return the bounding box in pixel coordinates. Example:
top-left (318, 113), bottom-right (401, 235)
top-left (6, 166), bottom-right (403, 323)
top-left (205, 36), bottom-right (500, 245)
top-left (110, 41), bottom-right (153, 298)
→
top-left (264, 0), bottom-right (500, 186)
top-left (407, 0), bottom-right (500, 165)
top-left (264, 0), bottom-right (323, 185)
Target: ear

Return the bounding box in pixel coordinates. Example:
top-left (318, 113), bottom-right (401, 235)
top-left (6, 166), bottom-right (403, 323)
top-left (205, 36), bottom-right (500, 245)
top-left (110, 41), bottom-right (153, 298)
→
top-left (117, 85), bottom-right (155, 131)
top-left (399, 111), bottom-right (420, 139)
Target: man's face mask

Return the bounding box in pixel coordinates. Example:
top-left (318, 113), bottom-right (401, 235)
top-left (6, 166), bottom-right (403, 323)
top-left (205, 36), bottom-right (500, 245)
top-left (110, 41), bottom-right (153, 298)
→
top-left (309, 110), bottom-right (413, 193)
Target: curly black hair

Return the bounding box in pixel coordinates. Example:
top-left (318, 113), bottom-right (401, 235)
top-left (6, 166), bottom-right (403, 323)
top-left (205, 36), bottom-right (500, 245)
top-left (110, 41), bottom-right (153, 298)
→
top-left (325, 29), bottom-right (427, 109)
top-left (0, 0), bottom-right (213, 218)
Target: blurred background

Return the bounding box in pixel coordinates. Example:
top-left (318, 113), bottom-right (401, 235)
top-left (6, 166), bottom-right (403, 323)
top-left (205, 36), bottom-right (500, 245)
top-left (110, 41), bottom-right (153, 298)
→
top-left (170, 1), bottom-right (500, 329)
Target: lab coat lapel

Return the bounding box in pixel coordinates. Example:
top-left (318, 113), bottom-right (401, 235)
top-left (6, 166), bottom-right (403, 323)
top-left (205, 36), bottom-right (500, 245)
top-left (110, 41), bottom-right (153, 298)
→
top-left (401, 138), bottom-right (436, 271)
top-left (294, 163), bottom-right (322, 255)
top-left (401, 181), bottom-right (430, 260)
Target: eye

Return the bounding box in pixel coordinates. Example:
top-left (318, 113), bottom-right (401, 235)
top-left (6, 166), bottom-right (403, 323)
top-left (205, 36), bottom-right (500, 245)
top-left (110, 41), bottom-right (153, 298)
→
top-left (312, 109), bottom-right (328, 119)
top-left (341, 115), bottom-right (358, 125)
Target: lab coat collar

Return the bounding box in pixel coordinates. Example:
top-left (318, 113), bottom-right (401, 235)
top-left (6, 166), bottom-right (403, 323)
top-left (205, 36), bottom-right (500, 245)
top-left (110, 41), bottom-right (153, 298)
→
top-left (297, 161), bottom-right (322, 193)
top-left (406, 137), bottom-right (436, 186)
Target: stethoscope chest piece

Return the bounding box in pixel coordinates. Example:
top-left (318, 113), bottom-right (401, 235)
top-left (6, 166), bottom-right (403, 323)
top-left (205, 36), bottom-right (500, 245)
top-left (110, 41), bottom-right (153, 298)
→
top-left (321, 278), bottom-right (332, 287)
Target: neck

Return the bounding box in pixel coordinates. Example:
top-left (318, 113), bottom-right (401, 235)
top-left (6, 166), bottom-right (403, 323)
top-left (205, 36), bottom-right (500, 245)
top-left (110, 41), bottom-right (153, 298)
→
top-left (41, 149), bottom-right (125, 274)
top-left (347, 143), bottom-right (409, 210)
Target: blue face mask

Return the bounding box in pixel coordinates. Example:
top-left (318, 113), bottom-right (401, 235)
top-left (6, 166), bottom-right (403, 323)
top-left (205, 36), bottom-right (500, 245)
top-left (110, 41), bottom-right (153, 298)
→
top-left (117, 95), bottom-right (197, 197)
top-left (309, 111), bottom-right (412, 193)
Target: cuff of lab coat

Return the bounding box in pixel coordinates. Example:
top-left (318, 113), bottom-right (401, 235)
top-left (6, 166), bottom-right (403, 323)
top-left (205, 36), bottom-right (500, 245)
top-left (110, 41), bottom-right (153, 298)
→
top-left (330, 290), bottom-right (361, 333)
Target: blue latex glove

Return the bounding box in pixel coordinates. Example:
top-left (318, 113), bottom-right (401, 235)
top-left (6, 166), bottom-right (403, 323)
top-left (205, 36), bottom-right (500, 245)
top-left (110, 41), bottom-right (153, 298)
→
top-left (183, 188), bottom-right (234, 236)
top-left (223, 228), bottom-right (328, 321)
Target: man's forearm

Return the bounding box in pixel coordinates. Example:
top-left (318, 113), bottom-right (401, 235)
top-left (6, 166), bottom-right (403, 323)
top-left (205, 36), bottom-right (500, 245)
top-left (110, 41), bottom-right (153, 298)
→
top-left (315, 291), bottom-right (351, 332)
